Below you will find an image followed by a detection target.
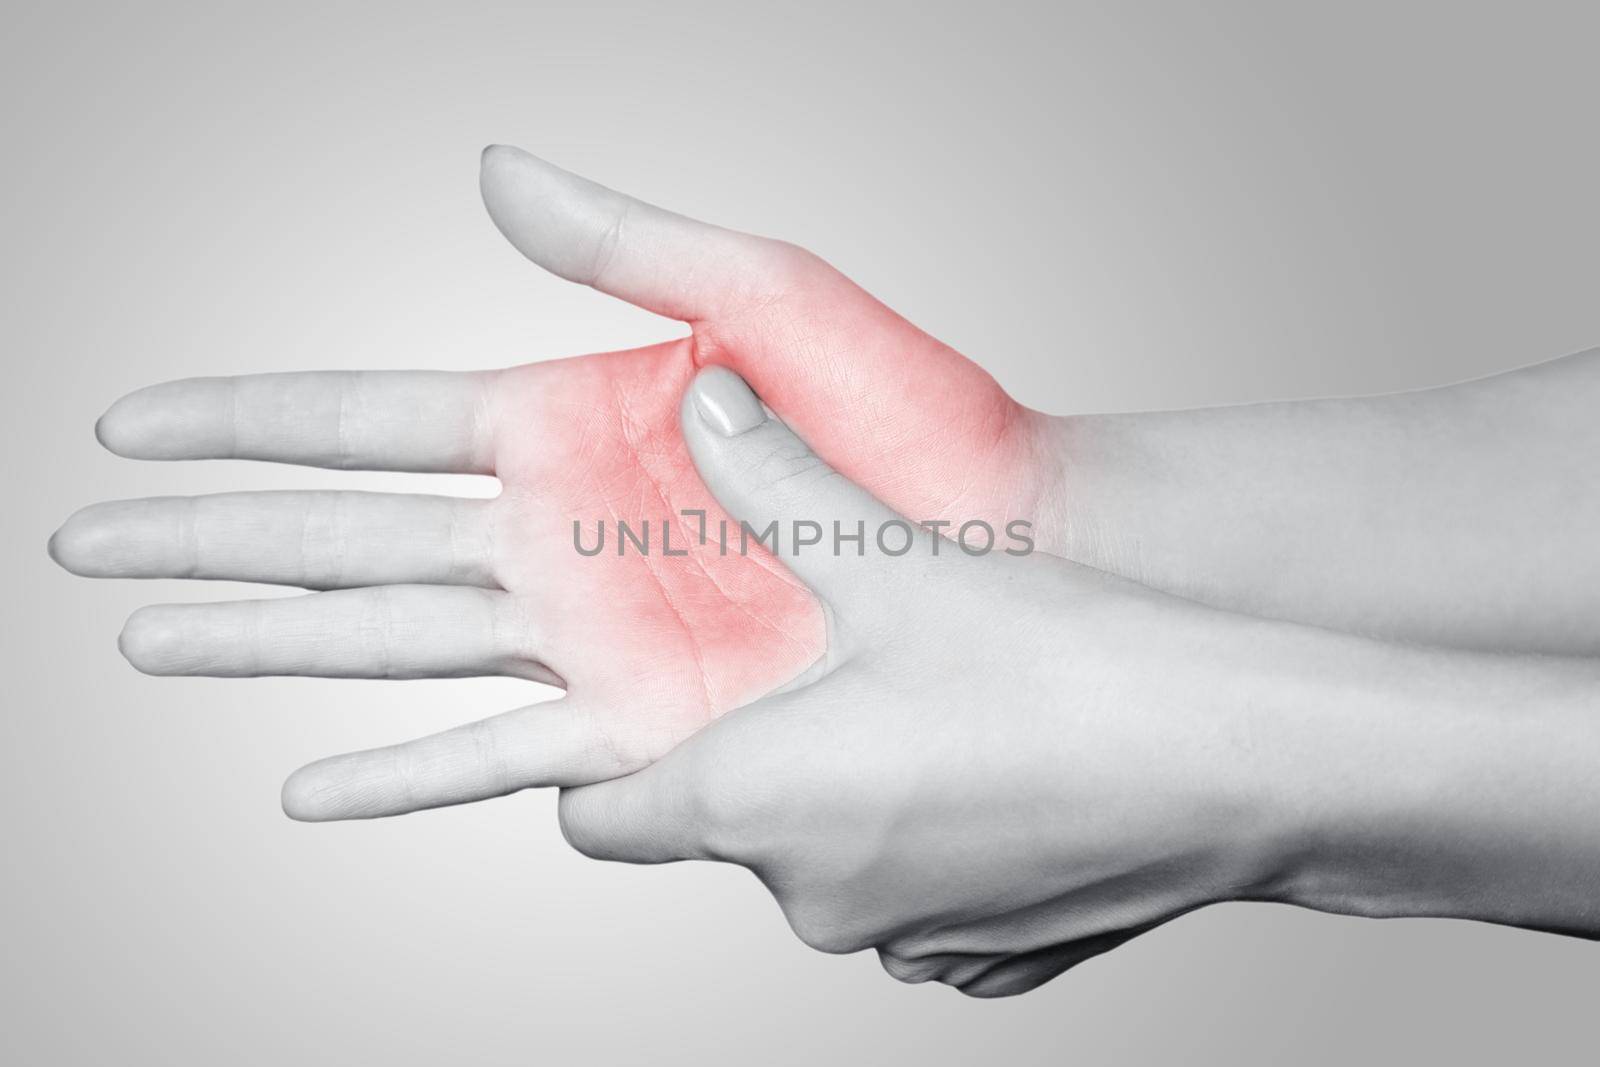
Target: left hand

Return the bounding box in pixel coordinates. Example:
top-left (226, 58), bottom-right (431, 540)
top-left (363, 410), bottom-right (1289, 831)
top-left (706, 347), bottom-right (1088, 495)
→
top-left (49, 147), bottom-right (1060, 815)
top-left (559, 366), bottom-right (1299, 997)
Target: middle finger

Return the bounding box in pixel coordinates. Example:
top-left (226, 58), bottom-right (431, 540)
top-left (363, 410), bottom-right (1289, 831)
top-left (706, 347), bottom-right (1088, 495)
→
top-left (51, 491), bottom-right (498, 590)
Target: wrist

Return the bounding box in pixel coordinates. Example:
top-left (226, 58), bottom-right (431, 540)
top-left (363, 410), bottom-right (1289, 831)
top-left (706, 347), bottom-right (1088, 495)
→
top-left (1033, 410), bottom-right (1171, 580)
top-left (1028, 411), bottom-right (1093, 561)
top-left (1037, 582), bottom-right (1334, 913)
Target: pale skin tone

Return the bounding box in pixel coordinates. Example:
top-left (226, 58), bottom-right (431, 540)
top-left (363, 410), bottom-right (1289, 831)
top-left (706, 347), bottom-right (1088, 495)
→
top-left (1058, 350), bottom-right (1600, 655)
top-left (567, 367), bottom-right (1600, 996)
top-left (48, 148), bottom-right (1600, 991)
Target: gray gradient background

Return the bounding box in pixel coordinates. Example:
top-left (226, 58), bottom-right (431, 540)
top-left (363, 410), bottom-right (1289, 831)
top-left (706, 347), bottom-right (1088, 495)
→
top-left (4, 2), bottom-right (1597, 1063)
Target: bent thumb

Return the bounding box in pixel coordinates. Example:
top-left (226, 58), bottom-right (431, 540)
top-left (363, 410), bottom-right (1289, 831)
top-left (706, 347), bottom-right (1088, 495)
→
top-left (679, 366), bottom-right (930, 630)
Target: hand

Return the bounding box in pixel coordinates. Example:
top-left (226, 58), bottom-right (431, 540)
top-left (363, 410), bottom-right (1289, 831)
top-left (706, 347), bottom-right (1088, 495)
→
top-left (49, 147), bottom-right (1062, 816)
top-left (562, 369), bottom-right (1600, 997)
top-left (51, 144), bottom-right (1600, 822)
top-left (558, 366), bottom-right (1290, 997)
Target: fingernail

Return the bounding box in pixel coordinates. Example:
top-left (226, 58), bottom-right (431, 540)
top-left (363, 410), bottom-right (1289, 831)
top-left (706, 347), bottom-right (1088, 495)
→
top-left (692, 367), bottom-right (766, 436)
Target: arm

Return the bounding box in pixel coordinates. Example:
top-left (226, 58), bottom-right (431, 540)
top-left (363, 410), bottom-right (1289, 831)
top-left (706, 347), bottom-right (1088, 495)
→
top-left (559, 367), bottom-right (1600, 997)
top-left (49, 147), bottom-right (1599, 818)
top-left (474, 148), bottom-right (1600, 657)
top-left (475, 146), bottom-right (1600, 655)
top-left (1053, 348), bottom-right (1600, 655)
top-left (1268, 631), bottom-right (1600, 933)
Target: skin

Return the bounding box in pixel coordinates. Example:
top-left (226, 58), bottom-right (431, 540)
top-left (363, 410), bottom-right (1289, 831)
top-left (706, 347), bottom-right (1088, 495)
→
top-left (50, 148), bottom-right (1060, 809)
top-left (44, 148), bottom-right (1600, 993)
top-left (559, 366), bottom-right (1600, 998)
top-left (49, 146), bottom-right (1600, 818)
top-left (1062, 350), bottom-right (1600, 654)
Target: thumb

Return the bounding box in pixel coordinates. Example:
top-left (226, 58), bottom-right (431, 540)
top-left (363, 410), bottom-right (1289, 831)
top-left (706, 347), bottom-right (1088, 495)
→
top-left (680, 366), bottom-right (930, 639)
top-left (479, 144), bottom-right (795, 322)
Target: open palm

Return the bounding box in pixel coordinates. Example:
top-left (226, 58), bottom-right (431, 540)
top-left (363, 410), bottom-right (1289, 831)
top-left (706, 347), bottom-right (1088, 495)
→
top-left (50, 146), bottom-right (1063, 817)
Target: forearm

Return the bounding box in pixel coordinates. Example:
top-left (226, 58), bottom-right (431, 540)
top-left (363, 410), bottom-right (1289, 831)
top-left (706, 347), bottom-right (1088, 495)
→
top-left (1234, 617), bottom-right (1600, 935)
top-left (1047, 347), bottom-right (1600, 654)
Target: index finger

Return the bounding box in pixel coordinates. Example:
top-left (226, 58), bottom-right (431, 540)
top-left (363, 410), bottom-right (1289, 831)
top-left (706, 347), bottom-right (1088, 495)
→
top-left (553, 687), bottom-right (814, 866)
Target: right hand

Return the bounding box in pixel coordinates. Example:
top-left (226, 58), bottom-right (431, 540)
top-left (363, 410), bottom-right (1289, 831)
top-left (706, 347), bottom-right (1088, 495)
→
top-left (559, 367), bottom-right (1287, 998)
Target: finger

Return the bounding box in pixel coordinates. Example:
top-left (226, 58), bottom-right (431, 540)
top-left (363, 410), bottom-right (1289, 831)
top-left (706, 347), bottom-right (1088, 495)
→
top-left (51, 491), bottom-right (497, 590)
top-left (878, 949), bottom-right (996, 986)
top-left (282, 699), bottom-right (619, 820)
top-left (955, 929), bottom-right (1144, 999)
top-left (480, 144), bottom-right (803, 322)
top-left (555, 687), bottom-right (813, 865)
top-left (556, 759), bottom-right (706, 866)
top-left (679, 366), bottom-right (928, 630)
top-left (118, 586), bottom-right (537, 679)
top-left (96, 370), bottom-right (497, 473)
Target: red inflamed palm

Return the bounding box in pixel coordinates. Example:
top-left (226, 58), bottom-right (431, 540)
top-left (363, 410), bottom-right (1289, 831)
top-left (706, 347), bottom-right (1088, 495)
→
top-left (50, 146), bottom-right (1064, 817)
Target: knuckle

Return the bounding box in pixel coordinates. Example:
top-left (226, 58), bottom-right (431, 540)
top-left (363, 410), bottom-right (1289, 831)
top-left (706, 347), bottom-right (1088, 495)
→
top-left (680, 756), bottom-right (750, 862)
top-left (555, 791), bottom-right (614, 860)
top-left (489, 588), bottom-right (540, 667)
top-left (176, 497), bottom-right (205, 580)
top-left (954, 969), bottom-right (1030, 999)
top-left (355, 585), bottom-right (400, 675)
top-left (465, 717), bottom-right (515, 797)
top-left (877, 951), bottom-right (939, 985)
top-left (332, 371), bottom-right (361, 469)
top-left (449, 497), bottom-right (497, 587)
top-left (584, 197), bottom-right (630, 288)
top-left (386, 744), bottom-right (425, 809)
top-left (557, 786), bottom-right (674, 864)
top-left (781, 897), bottom-right (874, 955)
top-left (744, 439), bottom-right (833, 493)
top-left (759, 240), bottom-right (829, 289)
top-left (297, 492), bottom-right (345, 589)
top-left (674, 723), bottom-right (783, 863)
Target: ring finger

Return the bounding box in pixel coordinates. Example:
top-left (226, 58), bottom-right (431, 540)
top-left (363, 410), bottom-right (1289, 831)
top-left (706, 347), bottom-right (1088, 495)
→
top-left (117, 585), bottom-right (549, 681)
